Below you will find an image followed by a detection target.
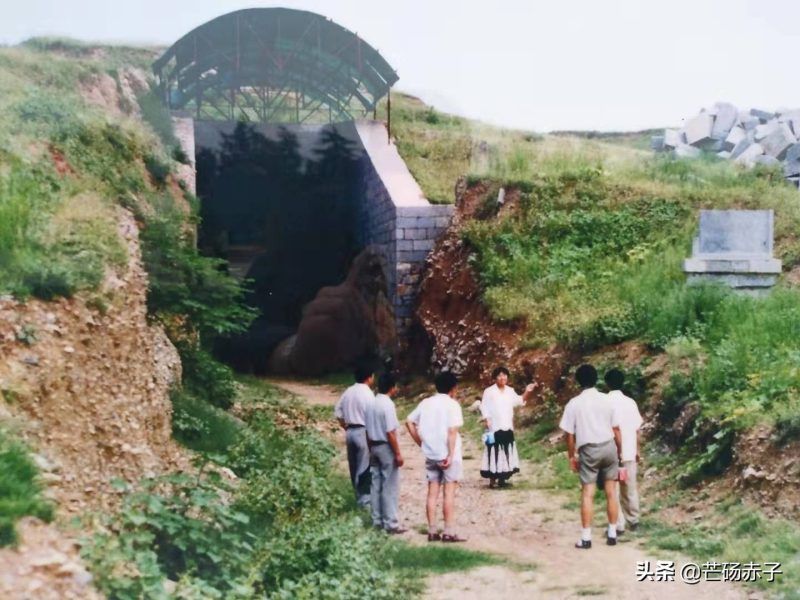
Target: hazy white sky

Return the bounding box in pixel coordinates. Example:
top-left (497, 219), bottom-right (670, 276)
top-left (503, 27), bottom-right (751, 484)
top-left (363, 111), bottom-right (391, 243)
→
top-left (2, 0), bottom-right (798, 132)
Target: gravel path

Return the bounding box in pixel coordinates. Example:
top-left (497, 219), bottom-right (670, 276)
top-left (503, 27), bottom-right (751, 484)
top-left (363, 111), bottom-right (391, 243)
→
top-left (269, 379), bottom-right (752, 600)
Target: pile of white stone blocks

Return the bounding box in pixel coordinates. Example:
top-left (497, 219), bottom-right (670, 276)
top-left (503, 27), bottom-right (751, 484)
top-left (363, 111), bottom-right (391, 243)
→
top-left (651, 103), bottom-right (800, 188)
top-left (683, 210), bottom-right (781, 295)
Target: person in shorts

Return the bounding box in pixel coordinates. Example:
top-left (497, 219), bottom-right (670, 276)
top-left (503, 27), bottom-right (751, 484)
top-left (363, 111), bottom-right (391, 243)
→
top-left (406, 372), bottom-right (466, 542)
top-left (605, 368), bottom-right (643, 534)
top-left (559, 364), bottom-right (622, 549)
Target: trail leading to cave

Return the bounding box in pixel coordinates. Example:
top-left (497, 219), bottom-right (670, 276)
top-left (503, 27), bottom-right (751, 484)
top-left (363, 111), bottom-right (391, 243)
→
top-left (268, 379), bottom-right (750, 600)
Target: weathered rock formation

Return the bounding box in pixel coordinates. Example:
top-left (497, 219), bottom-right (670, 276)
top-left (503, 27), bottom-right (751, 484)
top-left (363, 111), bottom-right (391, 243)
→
top-left (268, 247), bottom-right (397, 375)
top-left (0, 209), bottom-right (188, 516)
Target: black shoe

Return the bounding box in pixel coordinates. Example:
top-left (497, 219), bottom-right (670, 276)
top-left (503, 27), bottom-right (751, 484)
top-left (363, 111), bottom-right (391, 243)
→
top-left (617, 529), bottom-right (625, 537)
top-left (575, 540), bottom-right (592, 549)
top-left (628, 522), bottom-right (639, 532)
top-left (606, 535), bottom-right (617, 546)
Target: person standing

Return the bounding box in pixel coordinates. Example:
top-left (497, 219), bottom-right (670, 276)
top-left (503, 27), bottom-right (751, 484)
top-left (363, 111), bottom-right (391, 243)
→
top-left (479, 366), bottom-right (537, 487)
top-left (334, 364), bottom-right (375, 508)
top-left (365, 372), bottom-right (406, 534)
top-left (559, 364), bottom-right (622, 549)
top-left (406, 372), bottom-right (466, 542)
top-left (604, 368), bottom-right (643, 535)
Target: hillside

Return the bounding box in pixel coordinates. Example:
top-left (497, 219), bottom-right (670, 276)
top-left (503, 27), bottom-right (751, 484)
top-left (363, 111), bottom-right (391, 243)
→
top-left (389, 92), bottom-right (800, 596)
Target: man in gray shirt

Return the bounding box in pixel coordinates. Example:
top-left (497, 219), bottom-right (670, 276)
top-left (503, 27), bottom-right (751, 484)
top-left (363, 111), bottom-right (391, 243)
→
top-left (334, 364), bottom-right (375, 508)
top-left (365, 372), bottom-right (406, 533)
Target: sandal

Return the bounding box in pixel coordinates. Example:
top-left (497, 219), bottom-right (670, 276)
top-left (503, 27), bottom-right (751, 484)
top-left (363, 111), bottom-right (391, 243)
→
top-left (427, 532), bottom-right (441, 542)
top-left (441, 533), bottom-right (468, 543)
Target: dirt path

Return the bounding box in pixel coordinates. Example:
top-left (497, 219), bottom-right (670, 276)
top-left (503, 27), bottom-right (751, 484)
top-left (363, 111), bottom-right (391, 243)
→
top-left (268, 379), bottom-right (753, 600)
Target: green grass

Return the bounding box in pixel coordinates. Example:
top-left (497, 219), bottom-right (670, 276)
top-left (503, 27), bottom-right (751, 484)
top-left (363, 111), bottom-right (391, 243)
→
top-left (0, 430), bottom-right (54, 546)
top-left (382, 540), bottom-right (504, 575)
top-left (642, 501), bottom-right (800, 598)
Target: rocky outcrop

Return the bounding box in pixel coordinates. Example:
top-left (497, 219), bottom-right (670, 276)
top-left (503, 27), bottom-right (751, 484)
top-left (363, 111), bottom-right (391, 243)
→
top-left (269, 247), bottom-right (396, 376)
top-left (412, 181), bottom-right (567, 390)
top-left (0, 209), bottom-right (188, 516)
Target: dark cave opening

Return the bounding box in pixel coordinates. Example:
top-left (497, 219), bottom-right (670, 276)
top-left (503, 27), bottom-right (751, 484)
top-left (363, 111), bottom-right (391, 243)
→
top-left (195, 121), bottom-right (366, 372)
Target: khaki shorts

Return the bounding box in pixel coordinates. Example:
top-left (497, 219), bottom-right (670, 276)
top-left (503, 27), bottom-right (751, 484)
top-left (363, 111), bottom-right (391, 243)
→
top-left (425, 458), bottom-right (463, 483)
top-left (578, 439), bottom-right (618, 485)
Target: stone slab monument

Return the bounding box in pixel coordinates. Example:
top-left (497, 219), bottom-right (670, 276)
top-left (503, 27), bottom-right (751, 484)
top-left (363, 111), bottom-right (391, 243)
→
top-left (683, 209), bottom-right (781, 293)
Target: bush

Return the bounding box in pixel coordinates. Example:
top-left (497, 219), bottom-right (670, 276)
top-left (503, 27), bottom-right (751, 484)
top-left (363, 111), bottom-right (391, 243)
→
top-left (174, 341), bottom-right (237, 410)
top-left (0, 431), bottom-right (54, 546)
top-left (143, 153), bottom-right (170, 188)
top-left (171, 389), bottom-right (241, 453)
top-left (83, 474), bottom-right (258, 599)
top-left (140, 209), bottom-right (256, 341)
top-left (18, 262), bottom-right (76, 300)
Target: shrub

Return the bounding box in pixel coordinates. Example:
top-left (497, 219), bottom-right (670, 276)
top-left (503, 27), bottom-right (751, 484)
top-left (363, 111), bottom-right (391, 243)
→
top-left (140, 209), bottom-right (256, 341)
top-left (83, 474), bottom-right (257, 599)
top-left (143, 153), bottom-right (170, 188)
top-left (171, 389), bottom-right (241, 453)
top-left (0, 431), bottom-right (54, 546)
top-left (18, 262), bottom-right (76, 300)
top-left (174, 341), bottom-right (237, 410)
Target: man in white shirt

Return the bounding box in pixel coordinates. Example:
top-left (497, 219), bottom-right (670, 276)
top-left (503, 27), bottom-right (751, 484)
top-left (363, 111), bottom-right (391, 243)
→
top-left (334, 364), bottom-right (375, 508)
top-left (406, 372), bottom-right (466, 542)
top-left (604, 368), bottom-right (643, 534)
top-left (365, 372), bottom-right (406, 534)
top-left (559, 364), bottom-right (622, 549)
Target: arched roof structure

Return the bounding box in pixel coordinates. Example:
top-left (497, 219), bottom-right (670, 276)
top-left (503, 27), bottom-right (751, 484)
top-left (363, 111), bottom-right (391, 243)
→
top-left (152, 8), bottom-right (399, 123)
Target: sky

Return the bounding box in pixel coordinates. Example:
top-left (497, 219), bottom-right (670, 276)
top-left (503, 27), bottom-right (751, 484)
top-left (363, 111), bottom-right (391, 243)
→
top-left (2, 0), bottom-right (798, 132)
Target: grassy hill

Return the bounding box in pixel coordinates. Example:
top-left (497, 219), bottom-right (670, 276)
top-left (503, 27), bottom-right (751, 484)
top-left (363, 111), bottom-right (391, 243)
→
top-left (389, 92), bottom-right (800, 598)
top-left (389, 90), bottom-right (800, 482)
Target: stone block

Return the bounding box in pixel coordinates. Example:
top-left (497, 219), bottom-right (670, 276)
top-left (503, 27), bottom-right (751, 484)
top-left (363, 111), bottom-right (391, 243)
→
top-left (754, 155), bottom-right (780, 167)
top-left (651, 135), bottom-right (665, 151)
top-left (397, 240), bottom-right (414, 251)
top-left (730, 138), bottom-right (752, 160)
top-left (397, 216), bottom-right (420, 229)
top-left (740, 115), bottom-right (759, 131)
top-left (692, 209), bottom-right (775, 257)
top-left (785, 143), bottom-right (800, 163)
top-left (396, 205), bottom-right (454, 218)
top-left (663, 129), bottom-right (685, 148)
top-left (684, 113), bottom-right (713, 146)
top-left (784, 160), bottom-right (800, 177)
top-left (404, 228), bottom-right (428, 240)
top-left (433, 216), bottom-right (452, 228)
top-left (724, 126), bottom-right (746, 150)
top-left (760, 123), bottom-right (796, 159)
top-left (716, 151), bottom-right (731, 160)
top-left (412, 239), bottom-right (435, 251)
top-left (754, 121), bottom-right (780, 140)
top-left (732, 142), bottom-right (764, 166)
top-left (711, 102), bottom-right (738, 140)
top-left (750, 108), bottom-right (775, 123)
top-left (674, 144), bottom-right (702, 159)
top-left (699, 139), bottom-right (724, 152)
top-left (683, 209), bottom-right (782, 292)
top-left (398, 250), bottom-right (429, 263)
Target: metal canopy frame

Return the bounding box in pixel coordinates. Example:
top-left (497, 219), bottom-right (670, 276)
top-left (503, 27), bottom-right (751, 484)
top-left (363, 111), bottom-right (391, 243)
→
top-left (153, 8), bottom-right (399, 123)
